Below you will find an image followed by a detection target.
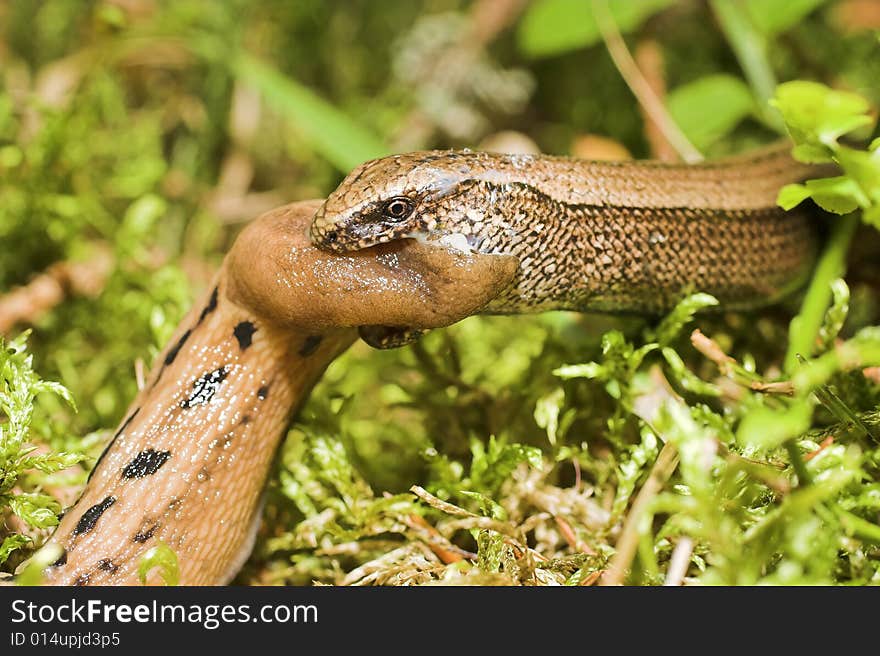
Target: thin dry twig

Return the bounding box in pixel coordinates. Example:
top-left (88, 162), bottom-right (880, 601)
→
top-left (804, 435), bottom-right (835, 462)
top-left (210, 80), bottom-right (287, 223)
top-left (341, 543), bottom-right (442, 586)
top-left (554, 515), bottom-right (597, 555)
top-left (634, 39), bottom-right (679, 162)
top-left (663, 536), bottom-right (694, 586)
top-left (405, 514), bottom-right (471, 563)
top-left (134, 358), bottom-right (147, 392)
top-left (600, 440), bottom-right (679, 586)
top-left (468, 0), bottom-right (530, 47)
top-left (749, 380), bottom-right (795, 395)
top-left (580, 570), bottom-right (603, 586)
top-left (518, 510), bottom-right (552, 536)
top-left (691, 329), bottom-right (795, 395)
top-left (409, 485), bottom-right (479, 518)
top-left (863, 367), bottom-right (880, 383)
top-left (690, 329), bottom-right (736, 374)
top-left (592, 0), bottom-right (703, 163)
top-left (0, 246), bottom-right (113, 334)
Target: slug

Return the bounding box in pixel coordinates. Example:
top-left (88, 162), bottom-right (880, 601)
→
top-left (34, 200), bottom-right (517, 586)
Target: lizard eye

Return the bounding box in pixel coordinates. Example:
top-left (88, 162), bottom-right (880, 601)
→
top-left (382, 197), bottom-right (414, 222)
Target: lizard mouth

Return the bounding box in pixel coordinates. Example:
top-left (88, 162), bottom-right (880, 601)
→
top-left (409, 230), bottom-right (485, 254)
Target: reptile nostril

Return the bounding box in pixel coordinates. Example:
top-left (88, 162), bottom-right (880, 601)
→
top-left (325, 230), bottom-right (338, 244)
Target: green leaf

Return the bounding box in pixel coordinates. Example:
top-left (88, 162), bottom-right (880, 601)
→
top-left (648, 292), bottom-right (719, 347)
top-left (864, 204), bottom-right (880, 229)
top-left (0, 534), bottom-right (31, 565)
top-left (791, 142), bottom-right (836, 164)
top-left (835, 146), bottom-right (880, 208)
top-left (476, 528), bottom-right (506, 572)
top-left (778, 177), bottom-right (863, 214)
top-left (777, 183), bottom-right (813, 210)
top-left (836, 508), bottom-right (880, 545)
top-left (8, 493), bottom-right (62, 530)
top-left (553, 362), bottom-right (604, 380)
top-left (770, 81), bottom-right (875, 155)
top-left (138, 542), bottom-right (180, 586)
top-left (233, 54), bottom-right (386, 172)
top-left (612, 427), bottom-right (658, 519)
top-left (802, 177), bottom-right (864, 215)
top-left (737, 400), bottom-right (813, 449)
top-left (661, 347), bottom-right (720, 397)
top-left (32, 380), bottom-right (77, 412)
top-left (793, 327), bottom-right (880, 391)
top-left (653, 399), bottom-right (717, 497)
top-left (517, 0), bottom-right (675, 58)
top-left (743, 0), bottom-right (828, 36)
top-left (14, 543), bottom-right (64, 586)
top-left (667, 75), bottom-right (757, 150)
top-left (817, 279), bottom-right (850, 351)
top-left (534, 388), bottom-right (565, 445)
top-left (19, 451), bottom-right (83, 474)
top-left (459, 490), bottom-right (506, 520)
top-left (469, 437), bottom-right (542, 494)
top-left (121, 194), bottom-right (168, 240)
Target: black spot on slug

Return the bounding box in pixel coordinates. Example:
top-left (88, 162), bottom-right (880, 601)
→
top-left (88, 409), bottom-right (140, 482)
top-left (51, 551), bottom-right (67, 567)
top-left (181, 366), bottom-right (228, 409)
top-left (97, 559), bottom-right (118, 573)
top-left (133, 524), bottom-right (158, 543)
top-left (73, 496), bottom-right (116, 536)
top-left (257, 385), bottom-right (269, 400)
top-left (164, 329), bottom-right (192, 366)
top-left (233, 321), bottom-right (257, 350)
top-left (299, 335), bottom-right (322, 357)
top-left (74, 574), bottom-right (90, 586)
top-left (197, 286), bottom-right (219, 325)
top-left (122, 449), bottom-right (171, 479)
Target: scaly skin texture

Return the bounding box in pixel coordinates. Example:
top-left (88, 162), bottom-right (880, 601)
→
top-left (310, 142), bottom-right (824, 314)
top-left (37, 201), bottom-right (516, 585)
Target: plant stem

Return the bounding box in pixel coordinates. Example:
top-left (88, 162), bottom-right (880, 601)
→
top-left (785, 213), bottom-right (859, 373)
top-left (592, 0), bottom-right (703, 163)
top-left (709, 0), bottom-right (784, 132)
top-left (784, 440), bottom-right (812, 486)
top-left (600, 440), bottom-right (679, 585)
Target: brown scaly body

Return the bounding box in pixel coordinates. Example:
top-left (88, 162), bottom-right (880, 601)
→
top-left (35, 201), bottom-right (516, 585)
top-left (310, 141), bottom-right (823, 314)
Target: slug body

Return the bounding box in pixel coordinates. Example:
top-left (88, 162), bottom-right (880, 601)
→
top-left (310, 142), bottom-right (824, 314)
top-left (38, 201), bottom-right (516, 585)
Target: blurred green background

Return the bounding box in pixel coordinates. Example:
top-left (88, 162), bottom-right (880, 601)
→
top-left (2, 0), bottom-right (880, 585)
top-left (2, 0), bottom-right (876, 429)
